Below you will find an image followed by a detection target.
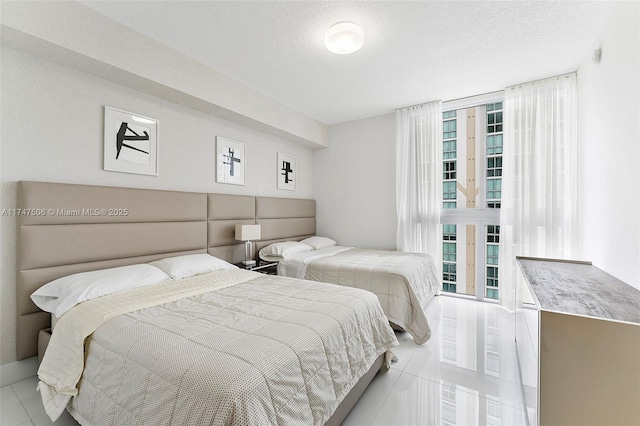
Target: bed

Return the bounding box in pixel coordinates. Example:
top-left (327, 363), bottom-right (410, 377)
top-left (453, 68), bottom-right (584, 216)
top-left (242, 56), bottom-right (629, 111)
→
top-left (16, 181), bottom-right (398, 425)
top-left (268, 242), bottom-right (440, 345)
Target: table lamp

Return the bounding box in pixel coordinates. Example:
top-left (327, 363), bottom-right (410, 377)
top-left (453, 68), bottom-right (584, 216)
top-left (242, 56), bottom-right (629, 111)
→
top-left (235, 224), bottom-right (261, 266)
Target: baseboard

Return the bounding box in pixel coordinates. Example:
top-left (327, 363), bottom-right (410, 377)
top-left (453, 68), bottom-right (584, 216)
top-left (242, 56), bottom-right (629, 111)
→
top-left (0, 357), bottom-right (38, 387)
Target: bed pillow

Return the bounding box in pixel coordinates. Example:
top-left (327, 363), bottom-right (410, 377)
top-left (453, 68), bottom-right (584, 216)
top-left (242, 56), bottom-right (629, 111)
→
top-left (31, 264), bottom-right (170, 318)
top-left (300, 236), bottom-right (337, 250)
top-left (259, 241), bottom-right (312, 261)
top-left (149, 254), bottom-right (236, 279)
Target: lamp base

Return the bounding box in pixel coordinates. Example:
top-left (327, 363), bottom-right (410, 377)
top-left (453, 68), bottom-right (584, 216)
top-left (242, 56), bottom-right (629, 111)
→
top-left (242, 240), bottom-right (256, 267)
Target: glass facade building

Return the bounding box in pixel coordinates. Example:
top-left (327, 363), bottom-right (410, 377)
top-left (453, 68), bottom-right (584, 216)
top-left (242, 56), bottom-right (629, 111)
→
top-left (441, 102), bottom-right (502, 300)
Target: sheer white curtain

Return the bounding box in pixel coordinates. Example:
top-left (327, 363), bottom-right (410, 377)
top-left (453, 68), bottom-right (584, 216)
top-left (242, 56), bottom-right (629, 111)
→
top-left (499, 73), bottom-right (578, 308)
top-left (396, 101), bottom-right (442, 267)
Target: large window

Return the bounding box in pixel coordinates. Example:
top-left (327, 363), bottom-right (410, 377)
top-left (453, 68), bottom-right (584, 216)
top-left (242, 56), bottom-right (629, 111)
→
top-left (443, 110), bottom-right (458, 210)
top-left (486, 102), bottom-right (503, 209)
top-left (440, 99), bottom-right (502, 301)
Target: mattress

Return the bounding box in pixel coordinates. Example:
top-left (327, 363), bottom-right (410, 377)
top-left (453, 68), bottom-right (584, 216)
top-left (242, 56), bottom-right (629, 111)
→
top-left (278, 247), bottom-right (439, 344)
top-left (37, 268), bottom-right (398, 425)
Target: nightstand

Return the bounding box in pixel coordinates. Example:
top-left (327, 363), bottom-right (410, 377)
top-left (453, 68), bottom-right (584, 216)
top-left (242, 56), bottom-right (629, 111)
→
top-left (235, 260), bottom-right (278, 275)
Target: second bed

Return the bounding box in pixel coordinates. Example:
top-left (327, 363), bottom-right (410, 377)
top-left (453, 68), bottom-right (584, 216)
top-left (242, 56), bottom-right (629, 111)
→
top-left (269, 243), bottom-right (439, 345)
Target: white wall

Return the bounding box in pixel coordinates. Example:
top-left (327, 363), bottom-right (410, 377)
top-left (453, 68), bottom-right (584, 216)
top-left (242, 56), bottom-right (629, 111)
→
top-left (1, 0), bottom-right (327, 148)
top-left (0, 48), bottom-right (314, 364)
top-left (314, 113), bottom-right (397, 249)
top-left (577, 1), bottom-right (640, 289)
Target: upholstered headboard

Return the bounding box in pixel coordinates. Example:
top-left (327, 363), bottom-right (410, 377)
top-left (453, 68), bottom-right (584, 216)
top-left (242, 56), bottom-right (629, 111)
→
top-left (17, 181), bottom-right (208, 360)
top-left (255, 196), bottom-right (316, 251)
top-left (207, 193), bottom-right (255, 261)
top-left (16, 181), bottom-right (315, 359)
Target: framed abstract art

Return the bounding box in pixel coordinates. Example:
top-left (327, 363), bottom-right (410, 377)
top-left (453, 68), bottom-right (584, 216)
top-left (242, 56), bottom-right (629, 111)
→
top-left (216, 136), bottom-right (246, 185)
top-left (277, 152), bottom-right (296, 190)
top-left (103, 106), bottom-right (159, 175)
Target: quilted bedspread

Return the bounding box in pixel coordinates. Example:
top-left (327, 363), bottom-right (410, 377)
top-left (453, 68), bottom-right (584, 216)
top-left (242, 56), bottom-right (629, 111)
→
top-left (38, 268), bottom-right (398, 425)
top-left (303, 249), bottom-right (439, 344)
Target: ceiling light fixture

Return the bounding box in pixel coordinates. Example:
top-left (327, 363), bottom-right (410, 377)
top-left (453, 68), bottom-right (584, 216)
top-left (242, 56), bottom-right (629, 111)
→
top-left (325, 21), bottom-right (364, 55)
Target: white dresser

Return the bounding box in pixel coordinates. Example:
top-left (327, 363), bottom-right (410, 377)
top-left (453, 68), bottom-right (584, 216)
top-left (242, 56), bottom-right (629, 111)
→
top-left (515, 257), bottom-right (640, 426)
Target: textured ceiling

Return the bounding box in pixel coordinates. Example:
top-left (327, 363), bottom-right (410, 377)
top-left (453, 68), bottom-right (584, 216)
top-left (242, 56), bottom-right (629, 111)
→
top-left (80, 1), bottom-right (615, 125)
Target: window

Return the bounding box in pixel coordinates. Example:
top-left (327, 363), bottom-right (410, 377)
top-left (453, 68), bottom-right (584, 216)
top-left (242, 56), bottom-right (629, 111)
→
top-left (486, 102), bottom-right (503, 209)
top-left (486, 225), bottom-right (500, 299)
top-left (443, 224), bottom-right (458, 293)
top-left (443, 181), bottom-right (457, 200)
top-left (443, 224), bottom-right (457, 241)
top-left (487, 179), bottom-right (502, 203)
top-left (441, 98), bottom-right (502, 301)
top-left (486, 102), bottom-right (503, 133)
top-left (486, 225), bottom-right (500, 242)
top-left (443, 242), bottom-right (457, 262)
top-left (444, 140), bottom-right (457, 159)
top-left (444, 161), bottom-right (457, 180)
top-left (487, 157), bottom-right (502, 177)
top-left (443, 111), bottom-right (458, 210)
top-left (442, 262), bottom-right (456, 293)
top-left (487, 136), bottom-right (503, 207)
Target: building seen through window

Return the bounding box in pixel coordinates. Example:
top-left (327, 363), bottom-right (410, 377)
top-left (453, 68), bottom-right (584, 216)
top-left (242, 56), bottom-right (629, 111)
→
top-left (441, 102), bottom-right (502, 300)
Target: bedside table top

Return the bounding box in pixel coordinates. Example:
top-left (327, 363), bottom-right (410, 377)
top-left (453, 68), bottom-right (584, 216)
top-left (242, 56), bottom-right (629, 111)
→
top-left (235, 260), bottom-right (278, 273)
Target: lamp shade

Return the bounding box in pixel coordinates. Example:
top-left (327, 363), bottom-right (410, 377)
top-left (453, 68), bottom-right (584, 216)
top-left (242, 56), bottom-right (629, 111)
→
top-left (235, 224), bottom-right (261, 241)
top-left (325, 22), bottom-right (364, 54)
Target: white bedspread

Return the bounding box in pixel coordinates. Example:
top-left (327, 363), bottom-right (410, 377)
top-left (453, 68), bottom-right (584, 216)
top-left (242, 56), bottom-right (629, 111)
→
top-left (279, 248), bottom-right (439, 344)
top-left (277, 246), bottom-right (353, 279)
top-left (38, 268), bottom-right (398, 425)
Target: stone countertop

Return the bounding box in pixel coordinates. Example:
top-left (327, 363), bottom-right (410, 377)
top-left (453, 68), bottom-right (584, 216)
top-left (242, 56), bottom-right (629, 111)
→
top-left (518, 257), bottom-right (640, 324)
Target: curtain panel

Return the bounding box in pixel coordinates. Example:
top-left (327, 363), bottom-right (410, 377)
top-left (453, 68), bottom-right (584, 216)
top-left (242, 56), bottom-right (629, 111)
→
top-left (396, 102), bottom-right (442, 272)
top-left (499, 73), bottom-right (578, 309)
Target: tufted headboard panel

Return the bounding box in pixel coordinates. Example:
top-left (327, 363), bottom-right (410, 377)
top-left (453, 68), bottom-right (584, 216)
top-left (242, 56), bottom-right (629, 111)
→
top-left (207, 193), bottom-right (255, 263)
top-left (255, 196), bottom-right (316, 251)
top-left (16, 181), bottom-right (208, 360)
top-left (16, 182), bottom-right (316, 360)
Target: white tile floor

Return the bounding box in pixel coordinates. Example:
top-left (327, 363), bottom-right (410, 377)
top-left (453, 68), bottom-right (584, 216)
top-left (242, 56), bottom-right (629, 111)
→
top-left (1, 296), bottom-right (530, 426)
top-left (343, 296), bottom-right (531, 426)
top-left (1, 376), bottom-right (77, 426)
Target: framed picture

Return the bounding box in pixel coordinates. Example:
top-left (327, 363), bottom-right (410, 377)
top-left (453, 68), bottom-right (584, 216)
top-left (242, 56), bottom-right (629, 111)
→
top-left (104, 106), bottom-right (159, 175)
top-left (216, 136), bottom-right (246, 185)
top-left (277, 152), bottom-right (296, 190)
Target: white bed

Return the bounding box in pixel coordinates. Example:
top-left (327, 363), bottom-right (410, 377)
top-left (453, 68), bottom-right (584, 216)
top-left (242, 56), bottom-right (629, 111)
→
top-left (38, 267), bottom-right (398, 425)
top-left (276, 246), bottom-right (439, 344)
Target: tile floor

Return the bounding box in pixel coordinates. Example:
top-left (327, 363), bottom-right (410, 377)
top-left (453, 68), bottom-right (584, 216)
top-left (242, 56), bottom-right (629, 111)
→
top-left (1, 376), bottom-right (77, 426)
top-left (1, 296), bottom-right (531, 425)
top-left (342, 296), bottom-right (531, 426)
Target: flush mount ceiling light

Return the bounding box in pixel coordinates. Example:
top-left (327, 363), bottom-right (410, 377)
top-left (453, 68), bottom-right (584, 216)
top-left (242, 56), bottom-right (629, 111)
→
top-left (325, 21), bottom-right (364, 54)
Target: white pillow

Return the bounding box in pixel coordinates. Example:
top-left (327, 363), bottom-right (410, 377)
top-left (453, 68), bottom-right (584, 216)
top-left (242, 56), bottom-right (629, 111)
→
top-left (259, 254), bottom-right (285, 262)
top-left (149, 254), bottom-right (236, 279)
top-left (31, 264), bottom-right (170, 318)
top-left (259, 241), bottom-right (312, 260)
top-left (300, 236), bottom-right (337, 250)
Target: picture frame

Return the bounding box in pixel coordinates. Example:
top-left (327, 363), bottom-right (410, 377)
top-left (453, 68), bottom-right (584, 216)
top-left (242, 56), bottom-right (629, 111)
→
top-left (216, 136), bottom-right (246, 185)
top-left (277, 152), bottom-right (296, 191)
top-left (104, 106), bottom-right (159, 176)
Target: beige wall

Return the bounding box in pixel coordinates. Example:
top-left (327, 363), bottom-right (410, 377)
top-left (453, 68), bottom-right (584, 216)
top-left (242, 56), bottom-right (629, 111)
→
top-left (0, 47), bottom-right (314, 364)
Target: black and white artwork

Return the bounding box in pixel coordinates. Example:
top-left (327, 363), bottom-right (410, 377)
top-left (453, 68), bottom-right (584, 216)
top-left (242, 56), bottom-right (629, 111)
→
top-left (216, 137), bottom-right (246, 185)
top-left (104, 106), bottom-right (158, 175)
top-left (277, 152), bottom-right (296, 191)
